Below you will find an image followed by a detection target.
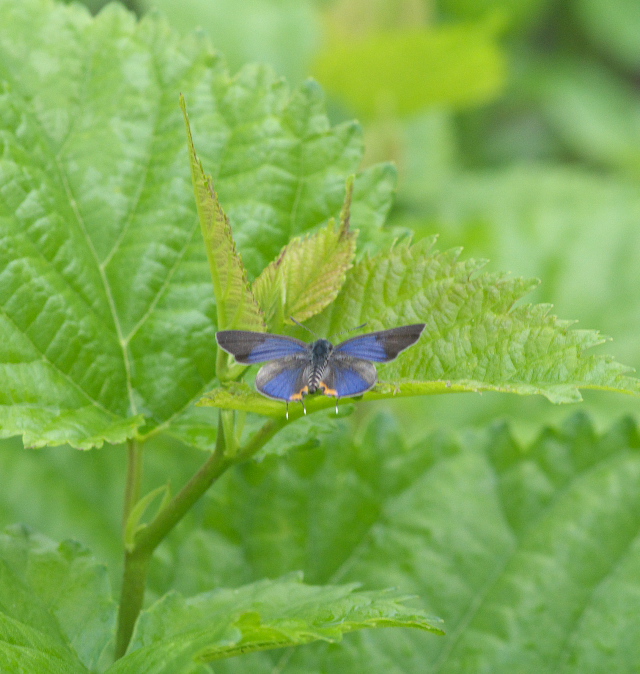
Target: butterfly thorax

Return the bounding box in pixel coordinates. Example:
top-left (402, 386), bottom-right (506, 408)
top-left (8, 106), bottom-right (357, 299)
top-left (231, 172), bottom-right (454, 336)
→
top-left (308, 339), bottom-right (333, 393)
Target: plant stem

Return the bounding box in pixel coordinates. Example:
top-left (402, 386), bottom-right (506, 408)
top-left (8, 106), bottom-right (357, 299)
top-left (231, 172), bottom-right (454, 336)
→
top-left (114, 545), bottom-right (150, 659)
top-left (235, 416), bottom-right (287, 462)
top-left (134, 418), bottom-right (230, 554)
top-left (122, 438), bottom-right (143, 531)
top-left (113, 413), bottom-right (287, 659)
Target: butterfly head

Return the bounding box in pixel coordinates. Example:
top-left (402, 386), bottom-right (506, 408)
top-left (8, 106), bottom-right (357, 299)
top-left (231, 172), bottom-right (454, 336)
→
top-left (310, 338), bottom-right (333, 359)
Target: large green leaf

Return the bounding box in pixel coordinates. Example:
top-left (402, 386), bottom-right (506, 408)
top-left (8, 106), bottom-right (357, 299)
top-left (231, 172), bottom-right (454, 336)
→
top-left (176, 412), bottom-right (640, 673)
top-left (0, 616), bottom-right (89, 674)
top-left (0, 0), bottom-right (389, 450)
top-left (0, 512), bottom-right (441, 673)
top-left (314, 238), bottom-right (639, 400)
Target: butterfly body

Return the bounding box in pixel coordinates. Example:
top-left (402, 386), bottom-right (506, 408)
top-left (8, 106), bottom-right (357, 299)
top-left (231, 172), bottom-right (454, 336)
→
top-left (216, 324), bottom-right (425, 406)
top-left (307, 339), bottom-right (333, 394)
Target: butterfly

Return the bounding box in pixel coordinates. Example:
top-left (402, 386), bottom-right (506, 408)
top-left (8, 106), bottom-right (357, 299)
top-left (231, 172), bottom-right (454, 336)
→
top-left (216, 323), bottom-right (426, 416)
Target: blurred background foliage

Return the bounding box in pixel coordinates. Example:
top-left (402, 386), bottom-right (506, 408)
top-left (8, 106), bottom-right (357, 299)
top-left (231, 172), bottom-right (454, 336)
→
top-left (56, 0), bottom-right (640, 440)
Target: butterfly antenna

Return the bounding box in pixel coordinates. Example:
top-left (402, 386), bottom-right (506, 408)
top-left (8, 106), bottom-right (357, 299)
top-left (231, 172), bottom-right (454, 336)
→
top-left (329, 322), bottom-right (368, 340)
top-left (290, 316), bottom-right (321, 339)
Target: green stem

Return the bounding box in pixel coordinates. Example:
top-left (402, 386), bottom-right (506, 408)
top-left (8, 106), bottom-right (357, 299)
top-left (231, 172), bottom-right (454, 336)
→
top-left (235, 416), bottom-right (287, 462)
top-left (134, 418), bottom-right (229, 554)
top-left (114, 546), bottom-right (150, 659)
top-left (122, 438), bottom-right (143, 531)
top-left (113, 413), bottom-right (287, 660)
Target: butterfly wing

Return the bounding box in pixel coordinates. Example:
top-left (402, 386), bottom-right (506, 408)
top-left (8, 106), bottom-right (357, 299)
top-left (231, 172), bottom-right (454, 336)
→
top-left (333, 324), bottom-right (426, 362)
top-left (318, 354), bottom-right (378, 398)
top-left (255, 354), bottom-right (312, 401)
top-left (216, 330), bottom-right (308, 364)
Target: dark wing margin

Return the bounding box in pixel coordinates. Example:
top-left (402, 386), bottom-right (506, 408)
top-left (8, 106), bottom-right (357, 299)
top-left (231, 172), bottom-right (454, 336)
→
top-left (255, 355), bottom-right (311, 401)
top-left (333, 324), bottom-right (426, 362)
top-left (319, 355), bottom-right (378, 398)
top-left (216, 331), bottom-right (309, 364)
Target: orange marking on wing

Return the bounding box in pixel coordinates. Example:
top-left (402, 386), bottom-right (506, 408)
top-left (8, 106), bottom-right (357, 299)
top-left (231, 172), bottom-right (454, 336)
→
top-left (290, 386), bottom-right (309, 401)
top-left (319, 383), bottom-right (339, 397)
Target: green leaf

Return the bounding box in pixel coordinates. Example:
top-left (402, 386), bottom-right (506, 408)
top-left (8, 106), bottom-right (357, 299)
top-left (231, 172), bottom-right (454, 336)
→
top-left (107, 574), bottom-right (441, 671)
top-left (203, 238), bottom-right (640, 414)
top-left (0, 525), bottom-right (116, 671)
top-left (6, 409), bottom-right (640, 672)
top-left (314, 239), bottom-right (640, 402)
top-left (252, 178), bottom-right (357, 330)
top-left (0, 0), bottom-right (386, 450)
top-left (179, 411), bottom-right (640, 672)
top-left (313, 21), bottom-right (506, 118)
top-left (181, 95), bottom-right (265, 336)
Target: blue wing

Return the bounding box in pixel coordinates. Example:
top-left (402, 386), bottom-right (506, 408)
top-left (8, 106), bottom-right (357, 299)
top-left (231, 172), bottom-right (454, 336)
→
top-left (255, 355), bottom-right (311, 401)
top-left (217, 331), bottom-right (309, 364)
top-left (319, 356), bottom-right (377, 398)
top-left (334, 324), bottom-right (425, 362)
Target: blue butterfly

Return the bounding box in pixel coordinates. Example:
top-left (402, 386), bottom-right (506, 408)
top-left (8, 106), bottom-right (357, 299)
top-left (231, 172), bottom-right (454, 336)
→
top-left (216, 323), bottom-right (426, 415)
